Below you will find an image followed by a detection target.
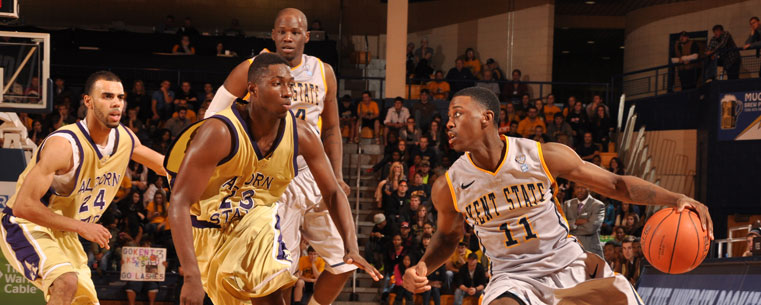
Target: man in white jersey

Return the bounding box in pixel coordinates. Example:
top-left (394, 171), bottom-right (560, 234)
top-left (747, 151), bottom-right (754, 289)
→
top-left (403, 87), bottom-right (714, 305)
top-left (205, 8), bottom-right (365, 305)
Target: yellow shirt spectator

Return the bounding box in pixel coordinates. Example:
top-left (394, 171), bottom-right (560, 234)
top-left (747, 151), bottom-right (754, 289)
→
top-left (517, 117), bottom-right (546, 138)
top-left (426, 80), bottom-right (451, 100)
top-left (544, 104), bottom-right (562, 122)
top-left (447, 244), bottom-right (472, 271)
top-left (464, 59), bottom-right (482, 75)
top-left (298, 251), bottom-right (325, 280)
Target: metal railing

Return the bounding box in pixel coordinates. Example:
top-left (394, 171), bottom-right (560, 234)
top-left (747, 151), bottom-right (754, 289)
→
top-left (715, 225), bottom-right (753, 258)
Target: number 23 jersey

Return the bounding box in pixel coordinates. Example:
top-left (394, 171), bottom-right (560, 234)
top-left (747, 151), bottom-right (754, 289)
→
top-left (445, 136), bottom-right (583, 278)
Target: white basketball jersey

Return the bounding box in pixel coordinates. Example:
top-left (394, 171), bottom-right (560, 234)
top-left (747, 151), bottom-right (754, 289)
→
top-left (446, 136), bottom-right (584, 278)
top-left (257, 51), bottom-right (327, 169)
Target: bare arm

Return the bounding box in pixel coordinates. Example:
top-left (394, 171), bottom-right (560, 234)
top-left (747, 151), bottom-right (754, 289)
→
top-left (127, 128), bottom-right (167, 176)
top-left (297, 121), bottom-right (381, 280)
top-left (320, 64), bottom-right (348, 189)
top-left (13, 137), bottom-right (112, 248)
top-left (404, 175), bottom-right (464, 293)
top-left (168, 119), bottom-right (231, 305)
top-left (542, 142), bottom-right (713, 239)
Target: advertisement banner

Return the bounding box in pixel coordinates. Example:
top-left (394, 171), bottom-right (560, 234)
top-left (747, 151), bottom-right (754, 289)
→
top-left (120, 247), bottom-right (166, 282)
top-left (638, 262), bottom-right (761, 305)
top-left (718, 90), bottom-right (761, 141)
top-left (0, 253), bottom-right (45, 304)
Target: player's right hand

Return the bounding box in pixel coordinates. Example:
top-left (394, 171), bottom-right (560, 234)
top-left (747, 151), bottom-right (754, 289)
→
top-left (78, 223), bottom-right (112, 249)
top-left (180, 277), bottom-right (205, 305)
top-left (403, 262), bottom-right (430, 293)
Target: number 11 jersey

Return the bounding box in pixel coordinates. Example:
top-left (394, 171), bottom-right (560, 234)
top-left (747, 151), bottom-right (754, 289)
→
top-left (445, 136), bottom-right (584, 278)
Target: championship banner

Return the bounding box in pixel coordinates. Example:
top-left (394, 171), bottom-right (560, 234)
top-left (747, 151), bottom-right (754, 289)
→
top-left (120, 247), bottom-right (166, 282)
top-left (0, 254), bottom-right (44, 304)
top-left (718, 90), bottom-right (761, 141)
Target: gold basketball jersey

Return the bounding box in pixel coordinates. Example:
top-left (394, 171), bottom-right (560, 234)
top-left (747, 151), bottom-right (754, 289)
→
top-left (165, 105), bottom-right (298, 227)
top-left (6, 122), bottom-right (135, 223)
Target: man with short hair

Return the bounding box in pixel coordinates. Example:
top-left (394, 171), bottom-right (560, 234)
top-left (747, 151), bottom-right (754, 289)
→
top-left (742, 227), bottom-right (761, 257)
top-left (357, 91), bottom-right (381, 143)
top-left (485, 58), bottom-right (505, 81)
top-left (563, 185), bottom-right (605, 257)
top-left (476, 69), bottom-right (500, 96)
top-left (384, 180), bottom-right (410, 223)
top-left (151, 80), bottom-right (174, 121)
top-left (446, 58), bottom-right (476, 94)
top-left (294, 247), bottom-right (325, 305)
top-left (426, 70), bottom-right (451, 100)
top-left (400, 117), bottom-right (423, 145)
top-left (454, 253), bottom-right (488, 305)
top-left (674, 31), bottom-right (701, 89)
top-left (400, 195), bottom-right (422, 224)
top-left (743, 17), bottom-right (761, 76)
top-left (603, 241), bottom-right (621, 271)
top-left (164, 107), bottom-right (192, 138)
top-left (175, 81), bottom-right (199, 110)
top-left (411, 136), bottom-right (438, 168)
top-left (384, 97), bottom-right (410, 140)
top-left (368, 213), bottom-right (393, 266)
top-left (500, 69), bottom-right (529, 102)
top-left (517, 106), bottom-right (546, 137)
top-left (415, 38), bottom-right (434, 63)
top-left (413, 89), bottom-right (438, 133)
top-left (576, 132), bottom-right (600, 161)
top-left (620, 237), bottom-right (642, 286)
top-left (706, 24), bottom-right (741, 80)
top-left (546, 113), bottom-right (574, 146)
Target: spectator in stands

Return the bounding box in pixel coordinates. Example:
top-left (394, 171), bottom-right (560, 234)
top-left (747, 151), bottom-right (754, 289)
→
top-left (414, 51), bottom-right (434, 83)
top-left (410, 136), bottom-right (438, 168)
top-left (706, 24), bottom-right (741, 80)
top-left (742, 226), bottom-right (761, 257)
top-left (409, 171), bottom-right (431, 200)
top-left (177, 17), bottom-right (200, 38)
top-left (585, 95), bottom-right (609, 119)
top-left (547, 113), bottom-right (574, 146)
top-left (384, 179), bottom-right (410, 224)
top-left (400, 117), bottom-right (422, 145)
top-left (613, 226), bottom-right (628, 244)
top-left (413, 89), bottom-right (437, 133)
top-left (356, 91), bottom-right (381, 143)
top-left (575, 132), bottom-right (599, 161)
top-left (128, 80), bottom-right (152, 123)
top-left (567, 101), bottom-right (588, 144)
top-left (615, 202), bottom-right (641, 226)
top-left (156, 15), bottom-right (177, 33)
top-left (215, 42), bottom-right (237, 57)
top-left (406, 43), bottom-right (416, 78)
top-left (399, 221), bottom-right (417, 250)
top-left (601, 199), bottom-right (618, 236)
top-left (368, 213), bottom-right (393, 267)
top-left (124, 239), bottom-right (162, 305)
top-left (563, 95), bottom-right (578, 117)
top-left (338, 94), bottom-right (357, 142)
top-left (392, 255), bottom-right (414, 305)
top-left (454, 253), bottom-right (487, 305)
top-left (382, 234), bottom-right (408, 301)
top-left (164, 107), bottom-right (192, 138)
top-left (384, 97), bottom-right (410, 141)
top-left (446, 58), bottom-right (476, 94)
top-left (621, 236), bottom-right (642, 285)
top-left (51, 103), bottom-right (76, 130)
top-left (674, 31), bottom-right (701, 89)
top-left (53, 77), bottom-right (72, 104)
top-left (118, 191), bottom-right (145, 245)
top-left (412, 205), bottom-right (434, 236)
top-left (498, 109), bottom-right (511, 135)
top-left (172, 35), bottom-right (196, 55)
top-left (603, 241), bottom-right (622, 272)
top-left (504, 102), bottom-right (518, 123)
top-left (420, 235), bottom-right (445, 305)
top-left (199, 83), bottom-right (214, 103)
top-left (400, 194), bottom-right (422, 225)
top-left (294, 246), bottom-right (324, 305)
top-left (563, 185), bottom-right (605, 257)
top-left (462, 48), bottom-right (481, 75)
top-left (485, 58), bottom-right (505, 80)
top-left (622, 213), bottom-right (642, 237)
top-left (517, 107), bottom-right (546, 137)
top-left (174, 81), bottom-right (201, 109)
top-left (397, 139), bottom-right (411, 166)
top-left (125, 108), bottom-right (146, 138)
top-left (743, 17), bottom-right (761, 76)
top-left (427, 120), bottom-right (445, 149)
top-left (608, 157), bottom-right (624, 174)
top-left (515, 94), bottom-right (532, 120)
top-left (506, 121), bottom-right (521, 138)
top-left (534, 99), bottom-right (547, 122)
top-left (89, 212), bottom-right (119, 274)
top-left (426, 71), bottom-right (451, 100)
top-left (590, 105), bottom-right (615, 152)
top-left (415, 38), bottom-right (434, 63)
top-left (145, 192), bottom-right (169, 234)
top-left (500, 69), bottom-right (529, 102)
top-left (376, 161), bottom-right (406, 207)
top-left (529, 126), bottom-right (551, 143)
top-left (28, 120), bottom-right (46, 146)
top-left (446, 242), bottom-right (472, 289)
top-left (543, 94), bottom-right (562, 121)
top-left (476, 69), bottom-right (500, 95)
top-left (151, 80), bottom-right (175, 121)
top-left (224, 18), bottom-right (244, 37)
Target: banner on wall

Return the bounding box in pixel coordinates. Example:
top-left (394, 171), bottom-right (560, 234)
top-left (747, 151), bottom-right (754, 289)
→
top-left (718, 90), bottom-right (761, 141)
top-left (120, 247), bottom-right (166, 282)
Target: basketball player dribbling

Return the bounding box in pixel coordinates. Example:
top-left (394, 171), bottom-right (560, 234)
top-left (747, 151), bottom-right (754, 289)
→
top-left (167, 53), bottom-right (379, 305)
top-left (0, 71), bottom-right (167, 305)
top-left (403, 87), bottom-right (713, 305)
top-left (205, 8), bottom-right (366, 305)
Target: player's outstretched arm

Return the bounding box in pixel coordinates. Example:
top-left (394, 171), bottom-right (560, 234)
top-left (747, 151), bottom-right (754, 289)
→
top-left (168, 119), bottom-right (231, 305)
top-left (13, 137), bottom-right (112, 248)
top-left (541, 142), bottom-right (713, 239)
top-left (404, 175), bottom-right (465, 293)
top-left (319, 63), bottom-right (349, 194)
top-left (296, 121), bottom-right (382, 281)
top-left (205, 59), bottom-right (250, 118)
top-left (127, 128), bottom-right (167, 176)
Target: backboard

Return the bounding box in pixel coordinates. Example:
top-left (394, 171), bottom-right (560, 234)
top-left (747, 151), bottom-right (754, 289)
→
top-left (0, 31), bottom-right (51, 113)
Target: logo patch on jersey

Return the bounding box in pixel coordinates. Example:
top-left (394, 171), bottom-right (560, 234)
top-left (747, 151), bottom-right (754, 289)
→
top-left (520, 164), bottom-right (529, 172)
top-left (461, 180), bottom-right (475, 189)
top-left (515, 154), bottom-right (526, 164)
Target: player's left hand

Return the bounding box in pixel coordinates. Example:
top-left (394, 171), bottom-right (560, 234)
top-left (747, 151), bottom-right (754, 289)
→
top-left (675, 195), bottom-right (714, 240)
top-left (343, 251), bottom-right (382, 281)
top-left (338, 179), bottom-right (351, 196)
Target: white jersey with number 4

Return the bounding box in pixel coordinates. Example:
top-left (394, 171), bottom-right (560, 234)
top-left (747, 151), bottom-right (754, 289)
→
top-left (445, 136), bottom-right (584, 278)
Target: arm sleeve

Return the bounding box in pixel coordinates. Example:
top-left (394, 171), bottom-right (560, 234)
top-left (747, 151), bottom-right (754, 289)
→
top-left (204, 85), bottom-right (238, 118)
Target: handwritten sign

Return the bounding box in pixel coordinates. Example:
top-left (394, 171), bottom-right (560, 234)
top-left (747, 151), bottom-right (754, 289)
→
top-left (120, 247), bottom-right (166, 282)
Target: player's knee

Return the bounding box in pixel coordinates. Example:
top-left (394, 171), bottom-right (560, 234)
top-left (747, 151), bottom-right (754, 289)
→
top-left (296, 279), bottom-right (305, 288)
top-left (51, 272), bottom-right (78, 294)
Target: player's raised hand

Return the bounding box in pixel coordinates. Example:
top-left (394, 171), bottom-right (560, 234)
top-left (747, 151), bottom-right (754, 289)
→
top-left (675, 195), bottom-right (714, 240)
top-left (180, 277), bottom-right (206, 305)
top-left (77, 222), bottom-right (112, 249)
top-left (403, 262), bottom-right (430, 293)
top-left (343, 251), bottom-right (383, 281)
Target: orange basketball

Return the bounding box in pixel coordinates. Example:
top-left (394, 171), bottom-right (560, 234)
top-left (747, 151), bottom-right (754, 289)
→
top-left (640, 208), bottom-right (710, 274)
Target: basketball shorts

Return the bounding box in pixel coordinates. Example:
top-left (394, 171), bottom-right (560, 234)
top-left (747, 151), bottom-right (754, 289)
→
top-left (0, 211), bottom-right (98, 305)
top-left (482, 251), bottom-right (644, 305)
top-left (278, 166), bottom-right (358, 275)
top-left (192, 203), bottom-right (296, 305)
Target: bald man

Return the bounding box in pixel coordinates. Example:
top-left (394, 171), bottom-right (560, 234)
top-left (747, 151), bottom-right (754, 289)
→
top-left (205, 8), bottom-right (370, 305)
